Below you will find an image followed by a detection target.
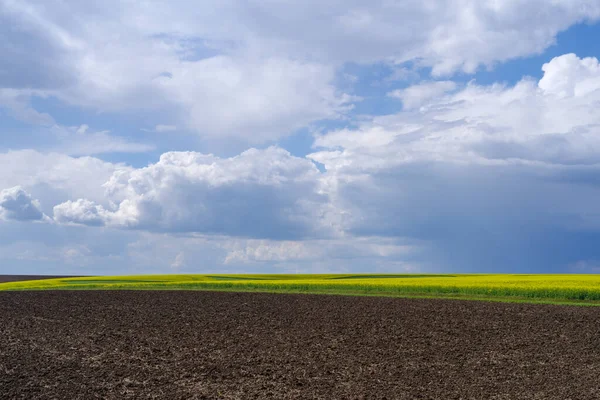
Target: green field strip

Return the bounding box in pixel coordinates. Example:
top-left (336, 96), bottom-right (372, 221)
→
top-left (2, 273), bottom-right (600, 305)
top-left (328, 274), bottom-right (457, 279)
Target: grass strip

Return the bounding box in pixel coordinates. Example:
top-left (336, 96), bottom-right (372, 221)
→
top-left (2, 276), bottom-right (600, 306)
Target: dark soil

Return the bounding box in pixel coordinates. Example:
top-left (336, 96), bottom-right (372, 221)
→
top-left (1, 291), bottom-right (599, 399)
top-left (0, 275), bottom-right (81, 283)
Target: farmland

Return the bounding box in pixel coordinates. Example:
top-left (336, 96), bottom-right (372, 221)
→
top-left (2, 291), bottom-right (600, 399)
top-left (2, 274), bottom-right (600, 305)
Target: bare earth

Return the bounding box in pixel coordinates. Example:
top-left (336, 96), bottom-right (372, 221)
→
top-left (0, 275), bottom-right (81, 283)
top-left (1, 291), bottom-right (599, 399)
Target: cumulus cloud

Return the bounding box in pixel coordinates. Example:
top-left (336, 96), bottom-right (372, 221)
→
top-left (2, 0), bottom-right (599, 141)
top-left (0, 186), bottom-right (47, 222)
top-left (35, 54), bottom-right (600, 272)
top-left (3, 0), bottom-right (600, 279)
top-left (0, 150), bottom-right (129, 207)
top-left (312, 54), bottom-right (600, 168)
top-left (53, 199), bottom-right (110, 227)
top-left (53, 147), bottom-right (337, 239)
top-left (539, 53), bottom-right (600, 97)
top-left (308, 54), bottom-right (600, 271)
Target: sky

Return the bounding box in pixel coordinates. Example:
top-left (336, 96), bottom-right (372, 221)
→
top-left (2, 1), bottom-right (600, 275)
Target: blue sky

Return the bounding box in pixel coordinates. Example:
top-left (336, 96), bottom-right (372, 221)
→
top-left (2, 0), bottom-right (600, 275)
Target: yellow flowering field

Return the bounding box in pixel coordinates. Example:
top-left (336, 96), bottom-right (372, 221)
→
top-left (2, 274), bottom-right (600, 304)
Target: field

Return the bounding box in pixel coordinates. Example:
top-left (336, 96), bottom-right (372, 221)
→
top-left (1, 291), bottom-right (599, 399)
top-left (2, 274), bottom-right (600, 305)
top-left (0, 275), bottom-right (80, 283)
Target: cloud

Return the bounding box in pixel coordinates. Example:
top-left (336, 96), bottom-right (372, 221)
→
top-left (1, 0), bottom-right (353, 142)
top-left (75, 124), bottom-right (89, 134)
top-left (53, 147), bottom-right (337, 239)
top-left (0, 3), bottom-right (78, 91)
top-left (0, 219), bottom-right (139, 275)
top-left (124, 232), bottom-right (421, 273)
top-left (0, 150), bottom-right (130, 223)
top-left (0, 121), bottom-right (153, 156)
top-left (223, 240), bottom-right (319, 264)
top-left (156, 57), bottom-right (353, 141)
top-left (222, 237), bottom-right (418, 265)
top-left (388, 81), bottom-right (457, 110)
top-left (539, 53), bottom-right (600, 97)
top-left (130, 0), bottom-right (599, 72)
top-left (0, 186), bottom-right (47, 221)
top-left (312, 54), bottom-right (600, 168)
top-left (2, 1), bottom-right (599, 141)
top-left (53, 199), bottom-right (109, 227)
top-left (3, 0), bottom-right (600, 279)
top-left (0, 89), bottom-right (55, 125)
top-left (30, 53), bottom-right (600, 272)
top-left (170, 252), bottom-right (186, 270)
top-left (308, 54), bottom-right (600, 271)
top-left (154, 125), bottom-right (177, 133)
top-left (48, 124), bottom-right (155, 156)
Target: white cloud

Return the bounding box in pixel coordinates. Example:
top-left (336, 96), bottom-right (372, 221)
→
top-left (48, 124), bottom-right (155, 156)
top-left (53, 147), bottom-right (337, 238)
top-left (125, 233), bottom-right (227, 273)
top-left (53, 199), bottom-right (110, 227)
top-left (132, 0), bottom-right (597, 72)
top-left (539, 53), bottom-right (600, 97)
top-left (0, 89), bottom-right (55, 125)
top-left (75, 124), bottom-right (89, 134)
top-left (312, 54), bottom-right (600, 170)
top-left (2, 0), bottom-right (599, 142)
top-left (0, 186), bottom-right (48, 222)
top-left (0, 241), bottom-right (89, 266)
top-left (1, 0), bottom-right (353, 142)
top-left (388, 81), bottom-right (457, 110)
top-left (306, 54), bottom-right (600, 271)
top-left (0, 219), bottom-right (137, 275)
top-left (2, 0), bottom-right (600, 277)
top-left (222, 236), bottom-right (418, 265)
top-left (0, 150), bottom-right (129, 213)
top-left (47, 51), bottom-right (600, 265)
top-left (123, 232), bottom-right (421, 273)
top-left (157, 56), bottom-right (353, 141)
top-left (170, 252), bottom-right (186, 270)
top-left (223, 240), bottom-right (319, 264)
top-left (1, 121), bottom-right (154, 156)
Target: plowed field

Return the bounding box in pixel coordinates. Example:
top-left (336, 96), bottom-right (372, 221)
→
top-left (1, 291), bottom-right (599, 399)
top-left (0, 275), bottom-right (80, 283)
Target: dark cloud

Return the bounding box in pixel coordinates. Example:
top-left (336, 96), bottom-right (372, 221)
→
top-left (336, 162), bottom-right (600, 272)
